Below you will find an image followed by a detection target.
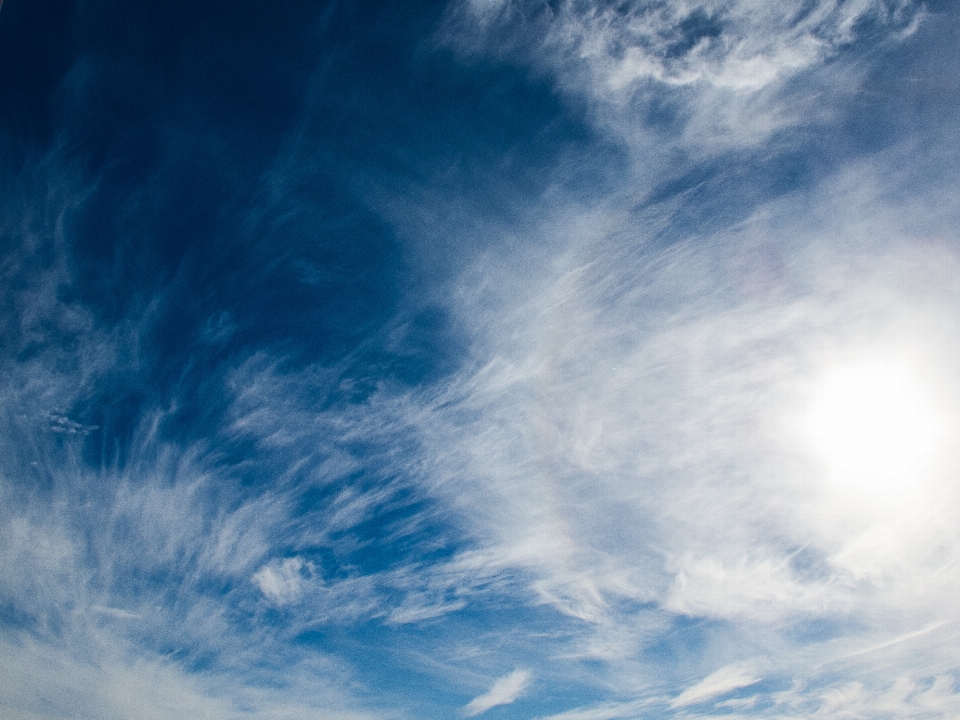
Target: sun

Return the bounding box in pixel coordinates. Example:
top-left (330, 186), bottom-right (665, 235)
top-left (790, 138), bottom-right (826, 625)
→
top-left (798, 354), bottom-right (956, 516)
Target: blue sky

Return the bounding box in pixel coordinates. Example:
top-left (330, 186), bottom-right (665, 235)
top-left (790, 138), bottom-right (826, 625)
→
top-left (2, 0), bottom-right (960, 718)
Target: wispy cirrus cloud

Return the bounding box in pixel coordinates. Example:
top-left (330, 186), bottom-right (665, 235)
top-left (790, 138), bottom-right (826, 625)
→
top-left (670, 663), bottom-right (762, 708)
top-left (253, 556), bottom-right (311, 605)
top-left (465, 668), bottom-right (533, 716)
top-left (441, 0), bottom-right (922, 154)
top-left (3, 1), bottom-right (960, 719)
top-left (350, 127), bottom-right (960, 713)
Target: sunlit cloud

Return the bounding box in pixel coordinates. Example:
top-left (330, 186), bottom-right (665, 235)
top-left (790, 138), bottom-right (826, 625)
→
top-left (2, 0), bottom-right (959, 718)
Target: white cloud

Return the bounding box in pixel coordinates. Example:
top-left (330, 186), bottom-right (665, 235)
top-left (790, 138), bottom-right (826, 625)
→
top-left (538, 674), bottom-right (960, 720)
top-left (670, 663), bottom-right (762, 708)
top-left (0, 639), bottom-right (233, 720)
top-left (4, 12), bottom-right (954, 720)
top-left (0, 635), bottom-right (385, 720)
top-left (386, 599), bottom-right (468, 625)
top-left (253, 557), bottom-right (309, 605)
top-left (91, 606), bottom-right (143, 620)
top-left (442, 0), bottom-right (922, 153)
top-left (465, 669), bottom-right (533, 716)
top-left (663, 553), bottom-right (840, 621)
top-left (534, 698), bottom-right (659, 720)
top-left (426, 143), bottom-right (960, 625)
top-left (348, 126), bottom-right (960, 709)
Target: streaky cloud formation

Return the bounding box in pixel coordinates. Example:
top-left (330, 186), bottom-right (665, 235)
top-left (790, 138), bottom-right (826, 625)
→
top-left (441, 0), bottom-right (922, 154)
top-left (465, 668), bottom-right (533, 716)
top-left (1, 0), bottom-right (959, 718)
top-left (670, 662), bottom-right (761, 708)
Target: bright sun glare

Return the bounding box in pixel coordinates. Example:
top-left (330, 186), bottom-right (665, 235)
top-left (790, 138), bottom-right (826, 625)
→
top-left (800, 355), bottom-right (955, 515)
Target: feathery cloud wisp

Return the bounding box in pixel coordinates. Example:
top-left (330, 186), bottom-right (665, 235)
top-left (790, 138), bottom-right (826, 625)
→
top-left (670, 663), bottom-right (762, 708)
top-left (465, 669), bottom-right (533, 716)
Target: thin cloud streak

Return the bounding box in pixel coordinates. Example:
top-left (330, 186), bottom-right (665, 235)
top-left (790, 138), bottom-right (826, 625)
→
top-left (464, 668), bottom-right (533, 716)
top-left (209, 136), bottom-right (960, 715)
top-left (2, 1), bottom-right (959, 718)
top-left (670, 663), bottom-right (762, 708)
top-left (356, 139), bottom-right (960, 711)
top-left (441, 0), bottom-right (922, 156)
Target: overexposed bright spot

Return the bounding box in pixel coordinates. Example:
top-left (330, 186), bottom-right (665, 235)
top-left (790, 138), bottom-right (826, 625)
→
top-left (797, 354), bottom-right (957, 517)
top-left (811, 361), bottom-right (941, 484)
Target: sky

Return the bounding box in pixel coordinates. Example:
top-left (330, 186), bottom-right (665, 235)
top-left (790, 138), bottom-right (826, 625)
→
top-left (1, 0), bottom-right (960, 718)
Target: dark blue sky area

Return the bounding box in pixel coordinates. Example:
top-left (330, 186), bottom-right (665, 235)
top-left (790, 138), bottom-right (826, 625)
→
top-left (1, 0), bottom-right (605, 450)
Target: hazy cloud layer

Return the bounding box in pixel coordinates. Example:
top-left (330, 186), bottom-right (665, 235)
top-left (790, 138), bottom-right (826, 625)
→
top-left (2, 0), bottom-right (959, 719)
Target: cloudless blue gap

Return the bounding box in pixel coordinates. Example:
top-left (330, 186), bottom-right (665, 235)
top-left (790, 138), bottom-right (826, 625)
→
top-left (0, 0), bottom-right (78, 149)
top-left (64, 0), bottom-right (323, 145)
